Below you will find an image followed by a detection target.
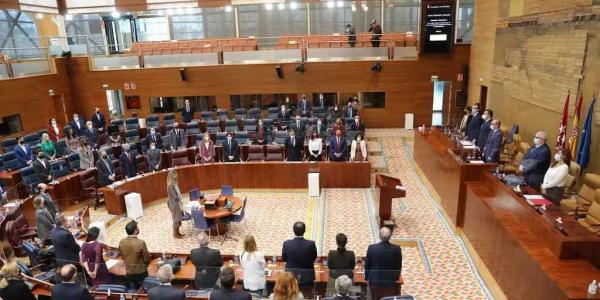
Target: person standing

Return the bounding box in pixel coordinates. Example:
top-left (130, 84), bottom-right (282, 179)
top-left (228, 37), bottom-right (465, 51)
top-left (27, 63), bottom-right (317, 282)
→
top-left (92, 107), bottom-right (106, 134)
top-left (350, 134), bottom-right (367, 162)
top-left (307, 132), bottom-right (323, 161)
top-left (84, 121), bottom-right (100, 148)
top-left (368, 19), bottom-right (382, 47)
top-left (197, 133), bottom-right (215, 163)
top-left (144, 127), bottom-right (162, 149)
top-left (40, 133), bottom-right (57, 160)
top-left (96, 149), bottom-right (115, 187)
top-left (239, 235), bottom-right (266, 296)
top-left (181, 99), bottom-right (194, 124)
top-left (475, 109), bottom-right (493, 149)
top-left (70, 113), bottom-right (86, 137)
top-left (146, 141), bottom-right (162, 171)
top-left (223, 133), bottom-right (240, 162)
top-left (119, 143), bottom-right (138, 178)
top-left (32, 151), bottom-right (53, 183)
top-left (345, 24), bottom-right (356, 47)
top-left (0, 261), bottom-right (36, 300)
top-left (51, 264), bottom-right (91, 300)
top-left (209, 267), bottom-right (252, 300)
top-left (34, 196), bottom-right (55, 243)
top-left (79, 139), bottom-right (95, 170)
top-left (167, 170), bottom-right (185, 238)
top-left (50, 214), bottom-right (81, 267)
top-left (365, 227), bottom-right (402, 300)
top-left (81, 227), bottom-right (110, 286)
top-left (191, 232), bottom-right (223, 289)
top-left (519, 131), bottom-right (552, 191)
top-left (466, 103), bottom-right (483, 142)
top-left (541, 149), bottom-right (570, 205)
top-left (282, 222), bottom-right (317, 296)
top-left (48, 118), bottom-right (63, 142)
top-left (14, 136), bottom-right (33, 168)
top-left (118, 221), bottom-right (150, 289)
top-left (285, 130), bottom-right (303, 162)
top-left (326, 233), bottom-right (356, 296)
top-left (37, 183), bottom-right (58, 217)
top-left (459, 106), bottom-right (472, 136)
top-left (65, 127), bottom-right (80, 154)
top-left (329, 130), bottom-right (348, 161)
top-left (483, 119), bottom-right (503, 163)
top-left (168, 123), bottom-right (187, 150)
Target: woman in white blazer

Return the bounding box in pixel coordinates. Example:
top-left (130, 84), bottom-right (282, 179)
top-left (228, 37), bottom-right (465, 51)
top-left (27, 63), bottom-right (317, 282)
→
top-left (350, 134), bottom-right (367, 162)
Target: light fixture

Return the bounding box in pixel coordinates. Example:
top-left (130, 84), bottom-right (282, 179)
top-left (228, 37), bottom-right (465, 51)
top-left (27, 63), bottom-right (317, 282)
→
top-left (35, 13), bottom-right (44, 20)
top-left (111, 11), bottom-right (121, 18)
top-left (278, 3), bottom-right (286, 10)
top-left (290, 2), bottom-right (298, 9)
top-left (224, 5), bottom-right (233, 12)
top-left (363, 4), bottom-right (369, 11)
top-left (351, 3), bottom-right (356, 11)
top-left (327, 1), bottom-right (335, 8)
top-left (336, 1), bottom-right (344, 8)
top-left (64, 14), bottom-right (73, 21)
top-left (265, 3), bottom-right (273, 10)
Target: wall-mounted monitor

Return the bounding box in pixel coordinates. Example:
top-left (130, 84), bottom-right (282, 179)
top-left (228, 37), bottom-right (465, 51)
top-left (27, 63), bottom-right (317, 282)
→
top-left (421, 0), bottom-right (455, 53)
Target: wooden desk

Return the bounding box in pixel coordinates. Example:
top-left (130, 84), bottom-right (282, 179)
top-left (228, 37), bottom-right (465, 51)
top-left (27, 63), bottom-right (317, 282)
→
top-left (413, 127), bottom-right (496, 227)
top-left (0, 169), bottom-right (26, 199)
top-left (47, 169), bottom-right (95, 211)
top-left (101, 161), bottom-right (370, 215)
top-left (188, 196), bottom-right (242, 235)
top-left (464, 179), bottom-right (600, 300)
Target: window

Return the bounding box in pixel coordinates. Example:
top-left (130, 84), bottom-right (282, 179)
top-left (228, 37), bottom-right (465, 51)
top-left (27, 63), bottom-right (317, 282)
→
top-left (65, 14), bottom-right (104, 54)
top-left (171, 14), bottom-right (204, 40)
top-left (238, 3), bottom-right (308, 42)
top-left (456, 0), bottom-right (474, 43)
top-left (203, 7), bottom-right (235, 38)
top-left (384, 0), bottom-right (420, 33)
top-left (230, 95), bottom-right (263, 110)
top-left (0, 10), bottom-right (40, 58)
top-left (310, 0), bottom-right (382, 34)
top-left (136, 17), bottom-right (170, 41)
top-left (0, 114), bottom-right (23, 136)
top-left (361, 92), bottom-right (386, 108)
top-left (149, 96), bottom-right (216, 113)
top-left (311, 92), bottom-right (338, 107)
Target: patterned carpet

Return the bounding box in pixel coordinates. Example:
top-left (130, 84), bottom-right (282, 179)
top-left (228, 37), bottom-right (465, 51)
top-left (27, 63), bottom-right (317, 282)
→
top-left (95, 128), bottom-right (491, 299)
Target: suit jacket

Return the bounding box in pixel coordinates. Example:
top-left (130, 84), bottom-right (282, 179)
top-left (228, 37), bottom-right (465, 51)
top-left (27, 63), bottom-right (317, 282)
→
top-left (350, 121), bottom-right (365, 132)
top-left (209, 288), bottom-right (252, 300)
top-left (278, 109), bottom-right (291, 122)
top-left (118, 236), bottom-right (150, 275)
top-left (70, 119), bottom-right (86, 137)
top-left (144, 133), bottom-right (163, 149)
top-left (365, 241), bottom-right (402, 285)
top-left (181, 107), bottom-right (194, 123)
top-left (466, 113), bottom-right (483, 141)
top-left (298, 99), bottom-right (311, 115)
top-left (48, 125), bottom-right (63, 142)
top-left (344, 107), bottom-right (358, 118)
top-left (14, 144), bottom-right (32, 168)
top-left (79, 147), bottom-right (94, 170)
top-left (35, 208), bottom-right (55, 241)
top-left (51, 282), bottom-right (91, 300)
top-left (311, 124), bottom-right (326, 137)
top-left (0, 279), bottom-right (36, 300)
top-left (282, 237), bottom-right (317, 285)
top-left (314, 97), bottom-right (326, 108)
top-left (475, 120), bottom-right (492, 149)
top-left (222, 139), bottom-right (240, 162)
top-left (168, 129), bottom-right (187, 150)
top-left (33, 158), bottom-right (52, 182)
top-left (289, 121), bottom-right (306, 137)
top-left (50, 226), bottom-right (81, 267)
top-left (40, 191), bottom-right (58, 218)
top-left (327, 249), bottom-right (356, 279)
top-left (329, 137), bottom-right (348, 161)
top-left (148, 284), bottom-right (186, 300)
top-left (522, 143), bottom-right (551, 188)
top-left (97, 158), bottom-right (115, 187)
top-left (146, 148), bottom-right (162, 171)
top-left (197, 140), bottom-right (215, 163)
top-left (483, 130), bottom-right (503, 163)
top-left (191, 246), bottom-right (223, 289)
top-left (285, 136), bottom-right (303, 161)
top-left (84, 127), bottom-right (99, 147)
top-left (119, 152), bottom-right (138, 178)
top-left (92, 112), bottom-right (106, 131)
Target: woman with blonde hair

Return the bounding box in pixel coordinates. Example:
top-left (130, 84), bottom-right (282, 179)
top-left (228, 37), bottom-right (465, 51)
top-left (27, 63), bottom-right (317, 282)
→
top-left (239, 235), bottom-right (266, 296)
top-left (167, 170), bottom-right (185, 238)
top-left (0, 261), bottom-right (36, 300)
top-left (39, 132), bottom-right (56, 160)
top-left (269, 271), bottom-right (304, 300)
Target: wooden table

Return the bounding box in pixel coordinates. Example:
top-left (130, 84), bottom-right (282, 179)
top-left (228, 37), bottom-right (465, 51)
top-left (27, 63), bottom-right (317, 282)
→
top-left (101, 161), bottom-right (371, 215)
top-left (186, 196), bottom-right (242, 235)
top-left (47, 169), bottom-right (95, 211)
top-left (0, 169), bottom-right (26, 199)
top-left (413, 126), bottom-right (496, 227)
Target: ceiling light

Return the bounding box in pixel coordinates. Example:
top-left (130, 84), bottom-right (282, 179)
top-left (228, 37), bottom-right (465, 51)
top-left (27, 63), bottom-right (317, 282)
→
top-left (327, 1), bottom-right (335, 8)
top-left (363, 4), bottom-right (369, 11)
top-left (35, 13), bottom-right (44, 19)
top-left (111, 11), bottom-right (121, 18)
top-left (64, 14), bottom-right (73, 21)
top-left (290, 2), bottom-right (298, 9)
top-left (337, 1), bottom-right (344, 8)
top-left (224, 5), bottom-right (233, 12)
top-left (351, 3), bottom-right (356, 11)
top-left (278, 3), bottom-right (285, 10)
top-left (265, 3), bottom-right (273, 10)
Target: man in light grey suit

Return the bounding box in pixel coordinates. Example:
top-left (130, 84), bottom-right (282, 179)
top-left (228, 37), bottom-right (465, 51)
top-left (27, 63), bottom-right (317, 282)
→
top-left (34, 196), bottom-right (55, 243)
top-left (168, 122), bottom-right (187, 150)
top-left (146, 141), bottom-right (162, 171)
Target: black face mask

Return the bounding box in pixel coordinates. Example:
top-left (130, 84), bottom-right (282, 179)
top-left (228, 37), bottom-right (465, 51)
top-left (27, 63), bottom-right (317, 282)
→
top-left (102, 155), bottom-right (108, 159)
top-left (18, 140), bottom-right (24, 145)
top-left (38, 155), bottom-right (44, 160)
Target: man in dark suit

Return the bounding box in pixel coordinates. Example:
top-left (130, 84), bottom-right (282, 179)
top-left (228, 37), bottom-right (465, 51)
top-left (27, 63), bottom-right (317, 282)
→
top-left (50, 215), bottom-right (81, 267)
top-left (344, 102), bottom-right (357, 119)
top-left (51, 264), bottom-right (91, 300)
top-left (314, 93), bottom-right (326, 108)
top-left (466, 103), bottom-right (483, 141)
top-left (96, 149), bottom-right (115, 187)
top-left (191, 232), bottom-right (223, 289)
top-left (475, 109), bottom-right (493, 149)
top-left (70, 113), bottom-right (86, 137)
top-left (148, 264), bottom-right (185, 300)
top-left (520, 131), bottom-right (551, 191)
top-left (368, 19), bottom-right (382, 47)
top-left (144, 127), bottom-right (163, 149)
top-left (282, 221), bottom-right (317, 288)
top-left (84, 121), bottom-right (100, 148)
top-left (298, 94), bottom-right (311, 117)
top-left (289, 115), bottom-right (306, 139)
top-left (91, 107), bottom-right (106, 134)
top-left (483, 119), bottom-right (503, 163)
top-left (168, 123), bottom-right (187, 150)
top-left (350, 115), bottom-right (365, 133)
top-left (181, 99), bottom-right (194, 123)
top-left (32, 151), bottom-right (53, 183)
top-left (285, 130), bottom-right (303, 161)
top-left (223, 133), bottom-right (240, 162)
top-left (119, 143), bottom-right (138, 178)
top-left (208, 267), bottom-right (251, 300)
top-left (14, 136), bottom-right (33, 168)
top-left (311, 118), bottom-right (326, 137)
top-left (146, 141), bottom-right (162, 171)
top-left (278, 104), bottom-right (291, 127)
top-left (0, 183), bottom-right (8, 205)
top-left (329, 129), bottom-right (348, 161)
top-left (365, 227), bottom-right (402, 300)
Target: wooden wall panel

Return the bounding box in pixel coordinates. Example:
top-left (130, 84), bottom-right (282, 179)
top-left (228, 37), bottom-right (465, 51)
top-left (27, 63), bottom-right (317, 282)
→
top-left (68, 45), bottom-right (470, 128)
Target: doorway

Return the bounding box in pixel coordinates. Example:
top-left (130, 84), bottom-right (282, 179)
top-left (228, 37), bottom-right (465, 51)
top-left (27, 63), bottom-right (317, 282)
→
top-left (52, 94), bottom-right (68, 124)
top-left (480, 85), bottom-right (488, 110)
top-left (105, 90), bottom-right (124, 119)
top-left (432, 81), bottom-right (452, 126)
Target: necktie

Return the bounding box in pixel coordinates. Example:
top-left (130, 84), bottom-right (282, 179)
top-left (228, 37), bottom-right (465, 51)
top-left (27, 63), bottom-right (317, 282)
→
top-left (337, 138), bottom-right (340, 151)
top-left (349, 108), bottom-right (352, 117)
top-left (356, 121), bottom-right (359, 128)
top-left (128, 153), bottom-right (132, 162)
top-left (292, 138), bottom-right (295, 147)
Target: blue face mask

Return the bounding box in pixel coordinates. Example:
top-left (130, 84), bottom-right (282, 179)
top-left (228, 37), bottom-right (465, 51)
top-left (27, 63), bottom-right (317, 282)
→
top-left (490, 124), bottom-right (495, 130)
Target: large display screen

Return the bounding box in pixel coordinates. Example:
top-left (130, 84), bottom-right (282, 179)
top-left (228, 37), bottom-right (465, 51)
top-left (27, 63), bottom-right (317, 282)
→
top-left (422, 1), bottom-right (454, 53)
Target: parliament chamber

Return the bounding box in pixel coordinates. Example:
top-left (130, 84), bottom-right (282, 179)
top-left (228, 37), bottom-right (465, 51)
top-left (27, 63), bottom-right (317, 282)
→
top-left (0, 1), bottom-right (600, 300)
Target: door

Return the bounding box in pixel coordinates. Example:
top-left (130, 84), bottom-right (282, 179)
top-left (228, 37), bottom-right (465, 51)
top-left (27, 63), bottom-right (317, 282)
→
top-left (480, 85), bottom-right (488, 110)
top-left (432, 81), bottom-right (452, 126)
top-left (106, 89), bottom-right (124, 119)
top-left (52, 94), bottom-right (68, 124)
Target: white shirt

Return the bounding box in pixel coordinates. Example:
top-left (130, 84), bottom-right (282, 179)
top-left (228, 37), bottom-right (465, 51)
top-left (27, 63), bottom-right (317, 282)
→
top-left (542, 163), bottom-right (568, 189)
top-left (239, 250), bottom-right (266, 291)
top-left (308, 138), bottom-right (322, 154)
top-left (350, 140), bottom-right (367, 161)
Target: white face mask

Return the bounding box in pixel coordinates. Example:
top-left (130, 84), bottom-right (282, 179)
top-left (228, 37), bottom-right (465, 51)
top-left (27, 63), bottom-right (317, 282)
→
top-left (357, 136), bottom-right (361, 141)
top-left (317, 121), bottom-right (322, 125)
top-left (290, 135), bottom-right (295, 139)
top-left (204, 136), bottom-right (210, 141)
top-left (554, 153), bottom-right (562, 162)
top-left (533, 137), bottom-right (542, 146)
top-left (51, 121), bottom-right (56, 126)
top-left (319, 95), bottom-right (323, 100)
top-left (483, 114), bottom-right (489, 120)
top-left (74, 117), bottom-right (79, 122)
top-left (88, 125), bottom-right (93, 129)
top-left (471, 109), bottom-right (478, 115)
top-left (150, 145), bottom-right (156, 150)
top-left (490, 124), bottom-right (495, 130)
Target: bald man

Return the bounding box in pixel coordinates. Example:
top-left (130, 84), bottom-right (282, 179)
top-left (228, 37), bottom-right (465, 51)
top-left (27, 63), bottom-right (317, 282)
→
top-left (365, 227), bottom-right (402, 299)
top-left (51, 264), bottom-right (91, 300)
top-left (520, 130), bottom-right (551, 191)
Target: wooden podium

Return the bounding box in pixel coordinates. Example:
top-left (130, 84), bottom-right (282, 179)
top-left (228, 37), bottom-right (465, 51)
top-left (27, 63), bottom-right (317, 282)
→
top-left (375, 174), bottom-right (406, 227)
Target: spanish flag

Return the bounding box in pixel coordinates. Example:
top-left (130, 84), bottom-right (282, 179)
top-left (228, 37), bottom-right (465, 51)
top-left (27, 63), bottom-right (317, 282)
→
top-left (569, 93), bottom-right (584, 159)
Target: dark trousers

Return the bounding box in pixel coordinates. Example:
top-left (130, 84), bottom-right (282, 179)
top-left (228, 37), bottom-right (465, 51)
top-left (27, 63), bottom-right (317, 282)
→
top-left (369, 284), bottom-right (400, 300)
top-left (126, 271), bottom-right (148, 289)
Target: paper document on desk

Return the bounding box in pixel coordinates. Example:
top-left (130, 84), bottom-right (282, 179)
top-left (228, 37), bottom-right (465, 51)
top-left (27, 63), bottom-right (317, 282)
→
top-left (524, 195), bottom-right (545, 200)
top-left (460, 141), bottom-right (473, 146)
top-left (106, 259), bottom-right (120, 270)
top-left (469, 160), bottom-right (484, 164)
top-left (462, 145), bottom-right (477, 150)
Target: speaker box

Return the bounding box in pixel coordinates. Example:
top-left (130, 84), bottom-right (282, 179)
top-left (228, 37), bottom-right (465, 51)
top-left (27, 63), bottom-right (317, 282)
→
top-left (275, 66), bottom-right (283, 79)
top-left (179, 67), bottom-right (187, 81)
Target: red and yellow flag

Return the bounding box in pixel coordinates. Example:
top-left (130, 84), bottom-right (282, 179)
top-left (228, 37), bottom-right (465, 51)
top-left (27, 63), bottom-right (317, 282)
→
top-left (569, 93), bottom-right (584, 159)
top-left (556, 92), bottom-right (570, 150)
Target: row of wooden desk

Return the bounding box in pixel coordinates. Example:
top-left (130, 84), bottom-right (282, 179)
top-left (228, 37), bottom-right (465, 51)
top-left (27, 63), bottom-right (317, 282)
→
top-left (414, 127), bottom-right (600, 300)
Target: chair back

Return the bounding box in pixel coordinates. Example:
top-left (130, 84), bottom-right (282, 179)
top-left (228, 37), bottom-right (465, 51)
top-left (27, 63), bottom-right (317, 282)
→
top-left (24, 133), bottom-right (41, 146)
top-left (246, 145), bottom-right (264, 161)
top-left (163, 113), bottom-right (176, 125)
top-left (235, 131), bottom-right (249, 145)
top-left (215, 132), bottom-right (227, 145)
top-left (380, 296), bottom-right (415, 300)
top-left (244, 119), bottom-right (257, 132)
top-left (124, 129), bottom-right (140, 143)
top-left (95, 284), bottom-right (128, 293)
top-left (234, 108), bottom-right (247, 120)
top-left (1, 138), bottom-right (17, 153)
top-left (221, 185), bottom-right (233, 196)
top-left (170, 149), bottom-right (190, 167)
top-left (1, 152), bottom-right (19, 170)
top-left (577, 174), bottom-right (600, 206)
top-left (125, 117), bottom-right (140, 130)
top-left (20, 166), bottom-right (40, 193)
top-left (506, 124), bottom-right (519, 144)
top-left (146, 115), bottom-right (160, 128)
top-left (187, 121), bottom-right (201, 134)
top-left (67, 153), bottom-right (80, 170)
top-left (274, 131), bottom-right (288, 144)
top-left (248, 108), bottom-right (261, 119)
top-left (207, 120), bottom-right (221, 133)
top-left (143, 276), bottom-right (161, 292)
top-left (50, 160), bottom-right (69, 178)
top-left (238, 197), bottom-right (247, 220)
top-left (225, 120), bottom-right (238, 132)
top-left (201, 111), bottom-right (213, 121)
top-left (191, 209), bottom-right (209, 230)
top-left (265, 145), bottom-right (284, 161)
top-left (216, 110), bottom-right (229, 120)
top-left (189, 188), bottom-right (202, 201)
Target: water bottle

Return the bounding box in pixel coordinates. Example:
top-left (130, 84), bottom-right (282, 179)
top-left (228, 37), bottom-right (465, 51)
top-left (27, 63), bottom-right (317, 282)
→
top-left (588, 280), bottom-right (598, 295)
top-left (120, 293), bottom-right (125, 300)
